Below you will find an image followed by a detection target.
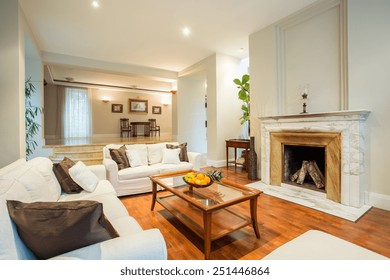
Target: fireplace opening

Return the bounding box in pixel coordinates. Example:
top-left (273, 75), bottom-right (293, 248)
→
top-left (283, 145), bottom-right (326, 193)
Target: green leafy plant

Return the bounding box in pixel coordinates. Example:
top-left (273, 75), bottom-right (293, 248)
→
top-left (25, 78), bottom-right (42, 158)
top-left (233, 74), bottom-right (250, 125)
top-left (206, 168), bottom-right (223, 182)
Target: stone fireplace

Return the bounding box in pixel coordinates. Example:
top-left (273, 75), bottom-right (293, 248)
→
top-left (260, 110), bottom-right (370, 208)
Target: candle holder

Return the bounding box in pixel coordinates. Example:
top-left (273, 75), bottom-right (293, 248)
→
top-left (301, 92), bottom-right (308, 114)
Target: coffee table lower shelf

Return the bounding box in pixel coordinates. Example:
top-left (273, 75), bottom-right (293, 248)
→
top-left (157, 194), bottom-right (252, 255)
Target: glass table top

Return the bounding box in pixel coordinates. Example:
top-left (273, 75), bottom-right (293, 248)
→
top-left (154, 175), bottom-right (257, 208)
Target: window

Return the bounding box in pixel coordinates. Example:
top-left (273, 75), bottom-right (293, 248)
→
top-left (63, 87), bottom-right (91, 138)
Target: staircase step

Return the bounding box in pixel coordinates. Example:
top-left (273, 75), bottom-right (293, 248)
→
top-left (53, 150), bottom-right (102, 158)
top-left (49, 144), bottom-right (105, 166)
top-left (50, 156), bottom-right (103, 166)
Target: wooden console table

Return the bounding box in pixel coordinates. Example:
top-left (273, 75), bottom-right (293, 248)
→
top-left (130, 122), bottom-right (150, 137)
top-left (226, 139), bottom-right (250, 170)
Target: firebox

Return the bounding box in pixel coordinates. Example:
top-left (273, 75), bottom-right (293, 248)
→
top-left (283, 145), bottom-right (326, 193)
top-left (269, 131), bottom-right (341, 203)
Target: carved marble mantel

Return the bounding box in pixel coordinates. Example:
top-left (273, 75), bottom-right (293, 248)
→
top-left (259, 110), bottom-right (370, 208)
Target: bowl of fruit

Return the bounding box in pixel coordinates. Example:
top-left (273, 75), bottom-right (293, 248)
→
top-left (183, 172), bottom-right (213, 188)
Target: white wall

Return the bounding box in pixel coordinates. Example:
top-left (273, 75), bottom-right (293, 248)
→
top-left (178, 54), bottom-right (243, 167)
top-left (0, 0), bottom-right (26, 167)
top-left (249, 0), bottom-right (390, 210)
top-left (25, 33), bottom-right (51, 159)
top-left (177, 77), bottom-right (207, 154)
top-left (347, 0), bottom-right (390, 210)
top-left (212, 54), bottom-right (243, 166)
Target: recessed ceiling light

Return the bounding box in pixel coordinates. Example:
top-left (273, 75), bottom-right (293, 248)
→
top-left (92, 1), bottom-right (100, 8)
top-left (182, 27), bottom-right (191, 37)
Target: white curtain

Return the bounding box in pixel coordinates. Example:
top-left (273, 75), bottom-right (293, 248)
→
top-left (58, 86), bottom-right (91, 139)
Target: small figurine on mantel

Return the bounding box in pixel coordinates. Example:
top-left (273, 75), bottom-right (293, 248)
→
top-left (301, 85), bottom-right (309, 114)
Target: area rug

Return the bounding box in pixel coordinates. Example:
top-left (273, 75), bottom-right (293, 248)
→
top-left (246, 181), bottom-right (371, 222)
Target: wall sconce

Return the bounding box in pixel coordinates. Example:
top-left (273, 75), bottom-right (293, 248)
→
top-left (101, 97), bottom-right (110, 103)
top-left (161, 96), bottom-right (171, 106)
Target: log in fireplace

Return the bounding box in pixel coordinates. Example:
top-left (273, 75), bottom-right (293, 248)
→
top-left (284, 145), bottom-right (326, 192)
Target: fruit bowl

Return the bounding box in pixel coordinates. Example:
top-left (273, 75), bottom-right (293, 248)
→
top-left (183, 172), bottom-right (213, 188)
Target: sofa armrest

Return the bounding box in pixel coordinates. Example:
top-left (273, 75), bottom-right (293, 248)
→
top-left (187, 151), bottom-right (202, 171)
top-left (103, 158), bottom-right (119, 187)
top-left (51, 229), bottom-right (167, 260)
top-left (87, 165), bottom-right (107, 180)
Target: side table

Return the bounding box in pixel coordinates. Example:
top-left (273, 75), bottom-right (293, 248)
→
top-left (225, 139), bottom-right (250, 170)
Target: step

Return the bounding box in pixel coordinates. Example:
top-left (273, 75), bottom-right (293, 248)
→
top-left (50, 156), bottom-right (103, 166)
top-left (51, 144), bottom-right (105, 153)
top-left (53, 150), bottom-right (103, 159)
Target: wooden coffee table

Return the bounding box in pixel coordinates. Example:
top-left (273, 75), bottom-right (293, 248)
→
top-left (149, 170), bottom-right (262, 259)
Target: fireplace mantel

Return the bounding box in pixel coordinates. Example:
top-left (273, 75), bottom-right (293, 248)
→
top-left (259, 110), bottom-right (370, 122)
top-left (259, 110), bottom-right (371, 208)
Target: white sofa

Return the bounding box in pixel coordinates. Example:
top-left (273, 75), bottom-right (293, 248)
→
top-left (0, 157), bottom-right (167, 260)
top-left (103, 142), bottom-right (202, 196)
top-left (262, 230), bottom-right (387, 260)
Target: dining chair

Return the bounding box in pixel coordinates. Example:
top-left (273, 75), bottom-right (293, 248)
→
top-left (120, 118), bottom-right (132, 137)
top-left (148, 119), bottom-right (160, 136)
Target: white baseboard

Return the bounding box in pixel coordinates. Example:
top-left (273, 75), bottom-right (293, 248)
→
top-left (365, 191), bottom-right (390, 211)
top-left (206, 159), bottom-right (226, 168)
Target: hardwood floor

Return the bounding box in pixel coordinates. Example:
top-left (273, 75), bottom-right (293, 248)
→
top-left (120, 166), bottom-right (390, 260)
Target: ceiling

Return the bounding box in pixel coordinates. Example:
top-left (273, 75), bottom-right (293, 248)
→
top-left (20, 0), bottom-right (317, 91)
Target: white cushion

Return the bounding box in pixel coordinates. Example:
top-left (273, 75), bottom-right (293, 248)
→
top-left (147, 143), bottom-right (166, 165)
top-left (0, 179), bottom-right (35, 260)
top-left (27, 157), bottom-right (61, 200)
top-left (0, 159), bottom-right (26, 177)
top-left (118, 165), bottom-right (160, 180)
top-left (126, 150), bottom-right (143, 167)
top-left (59, 180), bottom-right (116, 201)
top-left (158, 162), bottom-right (193, 174)
top-left (69, 161), bottom-right (99, 192)
top-left (162, 148), bottom-right (181, 164)
top-left (125, 144), bottom-right (148, 166)
top-left (1, 164), bottom-right (57, 202)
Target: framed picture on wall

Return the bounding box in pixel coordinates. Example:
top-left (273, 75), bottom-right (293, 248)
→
top-left (111, 104), bottom-right (123, 113)
top-left (129, 99), bottom-right (148, 113)
top-left (152, 106), bottom-right (162, 114)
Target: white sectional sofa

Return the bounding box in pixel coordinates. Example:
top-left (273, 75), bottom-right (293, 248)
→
top-left (103, 142), bottom-right (201, 196)
top-left (0, 157), bottom-right (167, 260)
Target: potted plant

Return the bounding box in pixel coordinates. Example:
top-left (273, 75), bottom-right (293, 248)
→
top-left (234, 74), bottom-right (257, 179)
top-left (25, 77), bottom-right (42, 158)
top-left (233, 74), bottom-right (250, 131)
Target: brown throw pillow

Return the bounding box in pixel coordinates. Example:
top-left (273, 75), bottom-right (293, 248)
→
top-left (109, 145), bottom-right (130, 170)
top-left (166, 142), bottom-right (189, 162)
top-left (53, 157), bottom-right (83, 194)
top-left (7, 200), bottom-right (119, 260)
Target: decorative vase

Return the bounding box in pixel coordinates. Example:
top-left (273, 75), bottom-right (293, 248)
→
top-left (248, 136), bottom-right (258, 180)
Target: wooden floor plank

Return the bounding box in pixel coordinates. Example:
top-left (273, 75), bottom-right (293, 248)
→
top-left (120, 166), bottom-right (390, 260)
